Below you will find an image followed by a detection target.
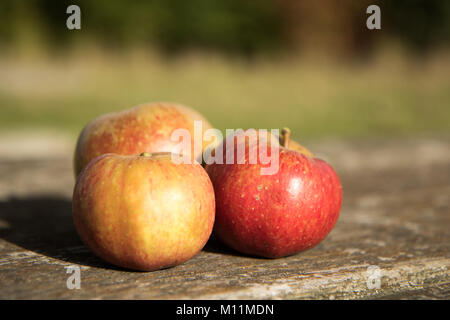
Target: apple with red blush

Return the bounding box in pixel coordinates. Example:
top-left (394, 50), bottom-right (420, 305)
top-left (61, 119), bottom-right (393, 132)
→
top-left (205, 128), bottom-right (342, 258)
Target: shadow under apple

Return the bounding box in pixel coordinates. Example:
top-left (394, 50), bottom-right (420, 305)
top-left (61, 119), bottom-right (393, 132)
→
top-left (0, 196), bottom-right (124, 270)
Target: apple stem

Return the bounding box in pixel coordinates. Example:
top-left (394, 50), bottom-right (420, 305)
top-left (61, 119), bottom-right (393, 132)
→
top-left (139, 152), bottom-right (152, 157)
top-left (280, 127), bottom-right (291, 148)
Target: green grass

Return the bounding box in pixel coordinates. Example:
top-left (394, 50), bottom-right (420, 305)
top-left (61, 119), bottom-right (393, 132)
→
top-left (1, 47), bottom-right (449, 140)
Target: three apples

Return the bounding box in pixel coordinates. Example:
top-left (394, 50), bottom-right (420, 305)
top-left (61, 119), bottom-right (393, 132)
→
top-left (72, 102), bottom-right (342, 271)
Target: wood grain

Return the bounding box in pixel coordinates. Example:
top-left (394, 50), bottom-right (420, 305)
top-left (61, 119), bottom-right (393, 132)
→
top-left (0, 134), bottom-right (449, 299)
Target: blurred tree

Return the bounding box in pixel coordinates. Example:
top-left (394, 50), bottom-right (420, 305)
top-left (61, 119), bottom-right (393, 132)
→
top-left (16, 0), bottom-right (284, 56)
top-left (381, 0), bottom-right (450, 51)
top-left (0, 0), bottom-right (449, 56)
top-left (276, 0), bottom-right (379, 57)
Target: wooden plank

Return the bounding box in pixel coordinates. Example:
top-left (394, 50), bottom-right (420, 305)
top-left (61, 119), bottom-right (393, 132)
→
top-left (0, 135), bottom-right (449, 299)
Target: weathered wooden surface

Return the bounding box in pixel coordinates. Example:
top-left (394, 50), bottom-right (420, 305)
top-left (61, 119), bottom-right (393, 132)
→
top-left (0, 132), bottom-right (449, 299)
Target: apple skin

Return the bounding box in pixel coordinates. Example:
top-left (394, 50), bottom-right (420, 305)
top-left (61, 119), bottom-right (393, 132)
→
top-left (72, 152), bottom-right (215, 271)
top-left (205, 130), bottom-right (342, 258)
top-left (74, 102), bottom-right (214, 176)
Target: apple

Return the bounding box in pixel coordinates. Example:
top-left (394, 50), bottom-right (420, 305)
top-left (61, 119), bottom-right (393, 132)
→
top-left (72, 152), bottom-right (215, 271)
top-left (205, 128), bottom-right (342, 258)
top-left (74, 102), bottom-right (215, 176)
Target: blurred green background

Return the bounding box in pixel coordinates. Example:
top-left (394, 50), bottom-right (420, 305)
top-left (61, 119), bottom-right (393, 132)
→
top-left (0, 0), bottom-right (449, 139)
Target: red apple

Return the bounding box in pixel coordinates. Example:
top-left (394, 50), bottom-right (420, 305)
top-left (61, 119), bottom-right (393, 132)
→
top-left (205, 128), bottom-right (342, 258)
top-left (74, 102), bottom-right (215, 176)
top-left (72, 152), bottom-right (215, 271)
